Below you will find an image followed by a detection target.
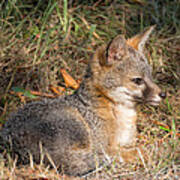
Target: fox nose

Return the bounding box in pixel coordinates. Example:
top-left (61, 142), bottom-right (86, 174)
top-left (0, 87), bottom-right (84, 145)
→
top-left (159, 92), bottom-right (166, 99)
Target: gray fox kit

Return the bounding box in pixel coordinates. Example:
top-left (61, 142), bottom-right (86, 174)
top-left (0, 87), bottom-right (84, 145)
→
top-left (0, 26), bottom-right (166, 177)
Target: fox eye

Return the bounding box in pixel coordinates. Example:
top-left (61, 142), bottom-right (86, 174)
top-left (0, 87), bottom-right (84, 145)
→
top-left (132, 78), bottom-right (144, 85)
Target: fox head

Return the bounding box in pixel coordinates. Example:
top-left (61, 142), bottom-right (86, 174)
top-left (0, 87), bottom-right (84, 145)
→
top-left (89, 26), bottom-right (166, 107)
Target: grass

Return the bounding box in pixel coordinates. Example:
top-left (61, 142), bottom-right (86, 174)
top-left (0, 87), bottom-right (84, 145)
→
top-left (0, 0), bottom-right (180, 179)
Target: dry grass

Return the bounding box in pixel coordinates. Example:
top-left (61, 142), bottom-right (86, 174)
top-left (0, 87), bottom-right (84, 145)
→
top-left (0, 0), bottom-right (180, 179)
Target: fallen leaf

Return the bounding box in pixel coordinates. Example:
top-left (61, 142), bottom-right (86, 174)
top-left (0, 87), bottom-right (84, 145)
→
top-left (50, 85), bottom-right (65, 95)
top-left (57, 86), bottom-right (66, 92)
top-left (30, 91), bottom-right (55, 98)
top-left (153, 120), bottom-right (169, 129)
top-left (60, 69), bottom-right (79, 90)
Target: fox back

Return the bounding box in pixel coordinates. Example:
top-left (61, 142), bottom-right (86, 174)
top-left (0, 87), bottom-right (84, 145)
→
top-left (0, 26), bottom-right (166, 177)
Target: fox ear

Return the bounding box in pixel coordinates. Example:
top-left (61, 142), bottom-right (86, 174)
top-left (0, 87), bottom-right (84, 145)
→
top-left (127, 25), bottom-right (155, 53)
top-left (104, 35), bottom-right (127, 66)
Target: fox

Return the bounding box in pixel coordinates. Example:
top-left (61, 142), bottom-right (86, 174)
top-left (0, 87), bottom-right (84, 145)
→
top-left (0, 26), bottom-right (166, 177)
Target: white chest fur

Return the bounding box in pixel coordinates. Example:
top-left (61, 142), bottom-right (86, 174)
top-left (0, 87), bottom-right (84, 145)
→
top-left (113, 104), bottom-right (137, 147)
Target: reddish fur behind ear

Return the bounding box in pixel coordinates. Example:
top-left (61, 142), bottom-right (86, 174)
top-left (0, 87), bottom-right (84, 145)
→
top-left (127, 37), bottom-right (140, 50)
top-left (127, 25), bottom-right (155, 52)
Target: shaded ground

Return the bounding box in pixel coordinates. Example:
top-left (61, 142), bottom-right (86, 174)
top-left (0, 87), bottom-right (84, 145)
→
top-left (0, 0), bottom-right (180, 179)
